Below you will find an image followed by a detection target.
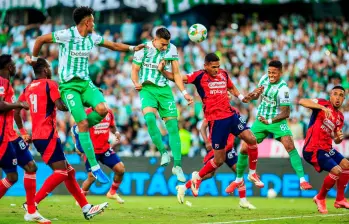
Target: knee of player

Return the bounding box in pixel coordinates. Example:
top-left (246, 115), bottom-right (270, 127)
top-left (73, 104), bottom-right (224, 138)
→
top-left (340, 159), bottom-right (349, 170)
top-left (114, 163), bottom-right (125, 175)
top-left (26, 162), bottom-right (38, 173)
top-left (7, 172), bottom-right (18, 183)
top-left (95, 103), bottom-right (108, 117)
top-left (214, 158), bottom-right (225, 167)
top-left (331, 166), bottom-right (343, 176)
top-left (244, 134), bottom-right (257, 145)
top-left (77, 120), bottom-right (89, 131)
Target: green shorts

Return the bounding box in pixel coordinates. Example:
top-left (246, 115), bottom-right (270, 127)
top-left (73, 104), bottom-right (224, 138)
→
top-left (140, 83), bottom-right (178, 118)
top-left (251, 119), bottom-right (292, 143)
top-left (59, 78), bottom-right (105, 123)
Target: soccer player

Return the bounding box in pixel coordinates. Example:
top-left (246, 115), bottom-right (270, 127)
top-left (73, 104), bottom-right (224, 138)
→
top-left (0, 54), bottom-right (49, 222)
top-left (71, 108), bottom-right (125, 204)
top-left (225, 60), bottom-right (312, 193)
top-left (160, 53), bottom-right (262, 196)
top-left (17, 58), bottom-right (108, 220)
top-left (176, 118), bottom-right (256, 209)
top-left (299, 86), bottom-right (349, 214)
top-left (26, 6), bottom-right (144, 183)
top-left (131, 27), bottom-right (193, 182)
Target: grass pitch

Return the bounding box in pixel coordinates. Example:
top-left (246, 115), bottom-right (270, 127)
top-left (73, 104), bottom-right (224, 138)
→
top-left (0, 196), bottom-right (348, 224)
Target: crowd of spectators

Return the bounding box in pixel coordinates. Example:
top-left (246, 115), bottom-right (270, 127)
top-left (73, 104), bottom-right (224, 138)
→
top-left (1, 14), bottom-right (349, 157)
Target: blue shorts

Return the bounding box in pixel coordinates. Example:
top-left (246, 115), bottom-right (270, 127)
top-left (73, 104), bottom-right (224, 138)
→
top-left (203, 148), bottom-right (238, 168)
top-left (0, 142), bottom-right (17, 174)
top-left (33, 137), bottom-right (66, 165)
top-left (209, 113), bottom-right (249, 150)
top-left (84, 148), bottom-right (121, 172)
top-left (11, 137), bottom-right (33, 168)
top-left (303, 148), bottom-right (345, 173)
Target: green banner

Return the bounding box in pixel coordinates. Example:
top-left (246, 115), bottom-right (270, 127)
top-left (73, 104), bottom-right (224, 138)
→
top-left (0, 0), bottom-right (46, 12)
top-left (166, 0), bottom-right (340, 14)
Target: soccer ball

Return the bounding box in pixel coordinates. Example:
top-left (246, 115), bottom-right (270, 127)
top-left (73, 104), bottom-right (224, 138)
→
top-left (267, 188), bottom-right (277, 199)
top-left (188, 24), bottom-right (207, 43)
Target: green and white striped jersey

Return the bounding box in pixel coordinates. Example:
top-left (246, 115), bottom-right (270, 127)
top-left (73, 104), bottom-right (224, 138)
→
top-left (132, 41), bottom-right (178, 87)
top-left (257, 74), bottom-right (291, 120)
top-left (52, 26), bottom-right (104, 83)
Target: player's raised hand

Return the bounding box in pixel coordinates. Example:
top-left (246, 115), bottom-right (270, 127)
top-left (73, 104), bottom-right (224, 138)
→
top-left (158, 60), bottom-right (165, 73)
top-left (134, 44), bottom-right (146, 51)
top-left (19, 101), bottom-right (29, 110)
top-left (335, 128), bottom-right (344, 141)
top-left (25, 55), bottom-right (36, 67)
top-left (258, 115), bottom-right (269, 124)
top-left (134, 83), bottom-right (143, 91)
top-left (184, 93), bottom-right (194, 105)
top-left (321, 106), bottom-right (333, 119)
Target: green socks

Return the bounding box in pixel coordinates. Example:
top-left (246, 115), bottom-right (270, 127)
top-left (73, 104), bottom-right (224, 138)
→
top-left (144, 113), bottom-right (166, 155)
top-left (79, 132), bottom-right (98, 167)
top-left (236, 153), bottom-right (248, 178)
top-left (289, 149), bottom-right (305, 178)
top-left (165, 119), bottom-right (181, 167)
top-left (87, 110), bottom-right (104, 127)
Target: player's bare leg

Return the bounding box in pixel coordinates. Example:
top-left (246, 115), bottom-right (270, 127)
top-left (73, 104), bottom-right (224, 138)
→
top-left (280, 136), bottom-right (312, 190)
top-left (77, 120), bottom-right (109, 183)
top-left (334, 158), bottom-right (349, 209)
top-left (106, 162), bottom-right (125, 204)
top-left (314, 165), bottom-right (342, 214)
top-left (191, 150), bottom-right (225, 196)
top-left (81, 172), bottom-right (96, 196)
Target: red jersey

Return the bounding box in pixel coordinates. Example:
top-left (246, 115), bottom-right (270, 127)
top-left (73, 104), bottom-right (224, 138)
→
top-left (187, 69), bottom-right (236, 121)
top-left (304, 99), bottom-right (344, 152)
top-left (0, 77), bottom-right (19, 143)
top-left (18, 79), bottom-right (61, 140)
top-left (87, 108), bottom-right (115, 154)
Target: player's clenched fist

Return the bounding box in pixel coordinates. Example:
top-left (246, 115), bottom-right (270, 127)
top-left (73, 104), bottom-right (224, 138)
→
top-left (134, 83), bottom-right (143, 91)
top-left (184, 93), bottom-right (194, 105)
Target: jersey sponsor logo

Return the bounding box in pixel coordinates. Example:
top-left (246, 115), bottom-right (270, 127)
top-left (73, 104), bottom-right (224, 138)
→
top-left (0, 86), bottom-right (5, 94)
top-left (208, 81), bottom-right (226, 89)
top-left (323, 118), bottom-right (335, 132)
top-left (29, 82), bottom-right (40, 88)
top-left (93, 122), bottom-right (110, 130)
top-left (142, 62), bottom-right (158, 69)
top-left (67, 94), bottom-right (74, 100)
top-left (280, 99), bottom-right (290, 104)
top-left (262, 96), bottom-right (276, 106)
top-left (70, 50), bottom-right (90, 58)
top-left (94, 129), bottom-right (109, 134)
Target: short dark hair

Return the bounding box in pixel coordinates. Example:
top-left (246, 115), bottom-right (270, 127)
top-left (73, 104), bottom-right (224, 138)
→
top-left (73, 6), bottom-right (94, 25)
top-left (156, 28), bottom-right (171, 40)
top-left (332, 86), bottom-right (345, 92)
top-left (268, 60), bottom-right (282, 70)
top-left (33, 58), bottom-right (48, 75)
top-left (205, 53), bottom-right (220, 63)
top-left (0, 54), bottom-right (12, 69)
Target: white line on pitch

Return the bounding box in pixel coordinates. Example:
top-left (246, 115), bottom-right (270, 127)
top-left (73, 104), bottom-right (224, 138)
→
top-left (199, 213), bottom-right (349, 224)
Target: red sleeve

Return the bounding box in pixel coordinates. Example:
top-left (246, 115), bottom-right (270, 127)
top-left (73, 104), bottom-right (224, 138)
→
top-left (224, 71), bottom-right (233, 89)
top-left (18, 91), bottom-right (26, 102)
top-left (0, 78), bottom-right (8, 98)
top-left (48, 80), bottom-right (61, 102)
top-left (186, 70), bottom-right (203, 84)
top-left (316, 98), bottom-right (329, 106)
top-left (338, 113), bottom-right (344, 130)
top-left (109, 110), bottom-right (116, 126)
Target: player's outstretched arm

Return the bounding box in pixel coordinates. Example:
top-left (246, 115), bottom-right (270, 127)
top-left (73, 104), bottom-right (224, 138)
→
top-left (14, 108), bottom-right (31, 142)
top-left (131, 63), bottom-right (143, 91)
top-left (157, 60), bottom-right (188, 83)
top-left (200, 119), bottom-right (212, 151)
top-left (299, 98), bottom-right (332, 118)
top-left (29, 33), bottom-right (54, 65)
top-left (0, 97), bottom-right (28, 112)
top-left (334, 128), bottom-right (344, 144)
top-left (171, 60), bottom-right (193, 105)
top-left (100, 40), bottom-right (145, 52)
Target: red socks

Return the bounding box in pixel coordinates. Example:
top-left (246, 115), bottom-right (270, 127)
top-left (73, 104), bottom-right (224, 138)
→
top-left (318, 173), bottom-right (339, 200)
top-left (24, 172), bottom-right (36, 214)
top-left (238, 185), bottom-right (246, 199)
top-left (109, 181), bottom-right (121, 195)
top-left (185, 181), bottom-right (191, 189)
top-left (0, 178), bottom-right (15, 199)
top-left (336, 169), bottom-right (349, 201)
top-left (35, 169), bottom-right (68, 204)
top-left (247, 144), bottom-right (258, 171)
top-left (198, 159), bottom-right (218, 178)
top-left (64, 164), bottom-right (88, 208)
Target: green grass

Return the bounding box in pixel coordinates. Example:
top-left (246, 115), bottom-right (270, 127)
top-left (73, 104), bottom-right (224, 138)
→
top-left (0, 196), bottom-right (348, 224)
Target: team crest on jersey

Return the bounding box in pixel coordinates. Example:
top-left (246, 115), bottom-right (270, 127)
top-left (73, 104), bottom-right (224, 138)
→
top-left (67, 94), bottom-right (74, 100)
top-left (105, 114), bottom-right (110, 121)
top-left (284, 92), bottom-right (289, 98)
top-left (336, 120), bottom-right (341, 125)
top-left (0, 86), bottom-right (4, 94)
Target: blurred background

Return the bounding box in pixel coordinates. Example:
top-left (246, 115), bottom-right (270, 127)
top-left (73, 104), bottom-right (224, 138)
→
top-left (1, 0), bottom-right (349, 159)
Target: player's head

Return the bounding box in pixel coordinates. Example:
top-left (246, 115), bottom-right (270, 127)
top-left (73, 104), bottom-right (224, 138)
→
top-left (0, 54), bottom-right (16, 77)
top-left (330, 86), bottom-right (345, 109)
top-left (73, 6), bottom-right (95, 33)
top-left (268, 60), bottom-right (282, 84)
top-left (33, 58), bottom-right (52, 79)
top-left (204, 53), bottom-right (220, 76)
top-left (153, 28), bottom-right (171, 51)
